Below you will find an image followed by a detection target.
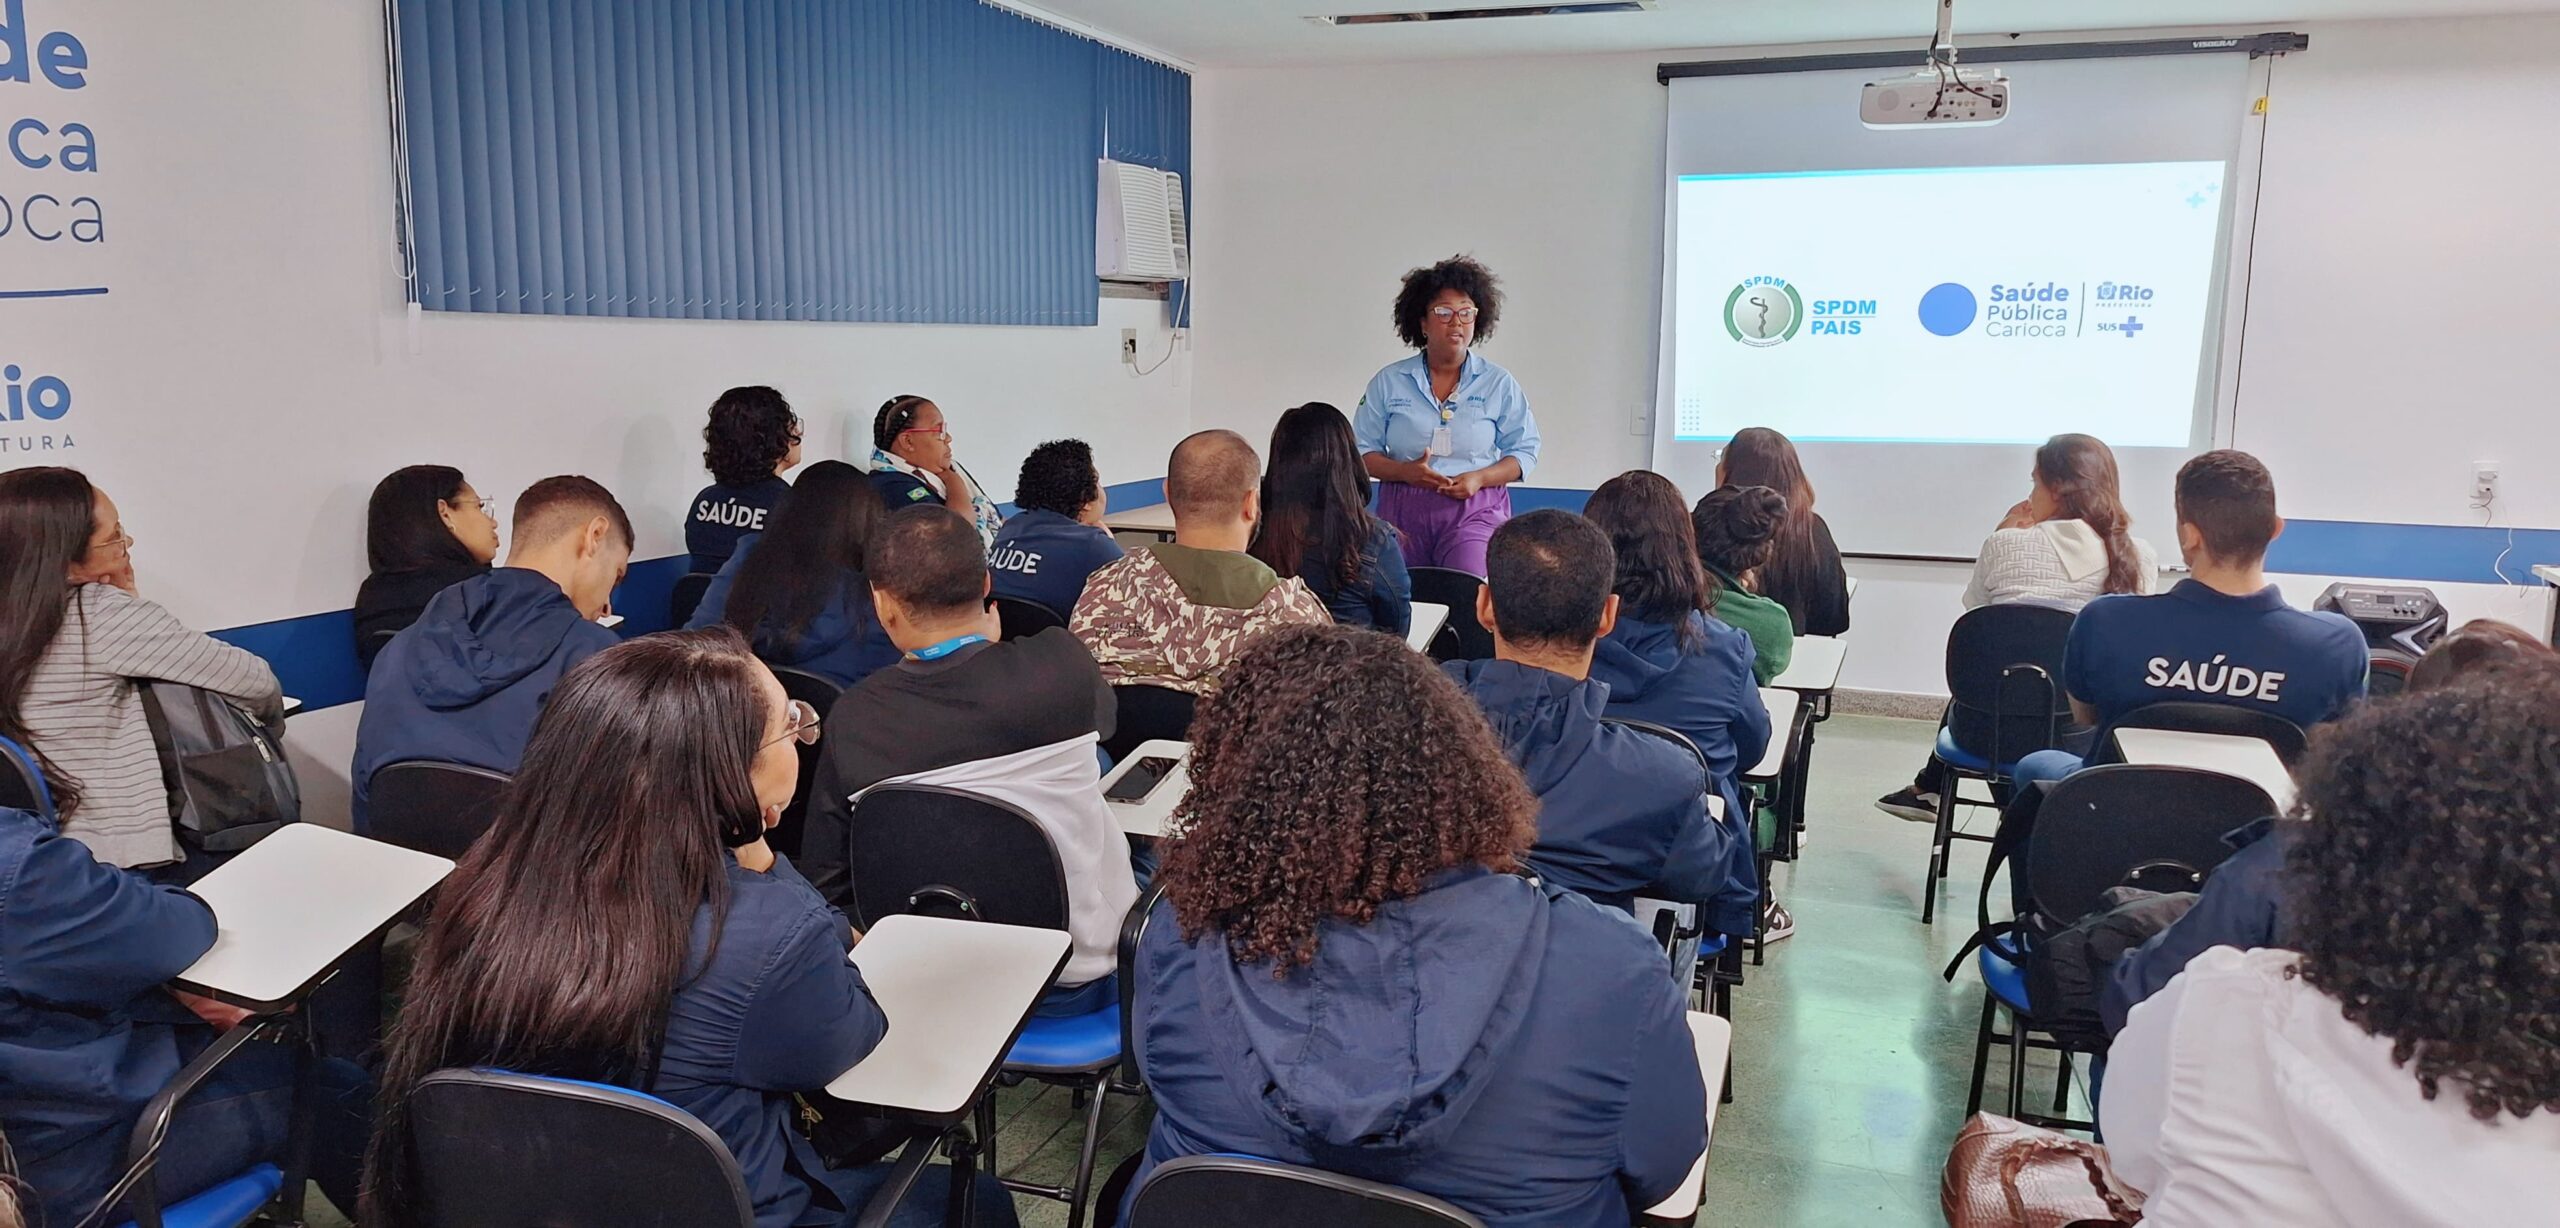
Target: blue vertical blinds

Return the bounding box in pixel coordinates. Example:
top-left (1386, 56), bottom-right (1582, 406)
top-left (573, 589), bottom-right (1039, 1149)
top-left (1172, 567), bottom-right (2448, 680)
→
top-left (393, 0), bottom-right (1190, 326)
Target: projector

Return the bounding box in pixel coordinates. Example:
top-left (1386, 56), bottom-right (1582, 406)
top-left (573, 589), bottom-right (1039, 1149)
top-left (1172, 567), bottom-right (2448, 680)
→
top-left (1860, 67), bottom-right (2009, 127)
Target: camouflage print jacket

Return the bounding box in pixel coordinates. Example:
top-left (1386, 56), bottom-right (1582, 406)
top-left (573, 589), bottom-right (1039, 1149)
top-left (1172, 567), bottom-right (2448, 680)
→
top-left (1068, 545), bottom-right (1333, 696)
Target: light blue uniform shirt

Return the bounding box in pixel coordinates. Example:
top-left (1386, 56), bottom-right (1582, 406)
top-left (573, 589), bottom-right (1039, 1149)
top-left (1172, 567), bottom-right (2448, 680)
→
top-left (1355, 350), bottom-right (1542, 480)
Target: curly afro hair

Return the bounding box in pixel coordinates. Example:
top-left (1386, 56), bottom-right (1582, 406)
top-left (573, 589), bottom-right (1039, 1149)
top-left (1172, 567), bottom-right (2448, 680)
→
top-left (702, 386), bottom-right (799, 487)
top-left (1393, 254), bottom-right (1503, 350)
top-left (1161, 623), bottom-right (1537, 971)
top-left (1013, 439), bottom-right (1101, 519)
top-left (2285, 657), bottom-right (2560, 1121)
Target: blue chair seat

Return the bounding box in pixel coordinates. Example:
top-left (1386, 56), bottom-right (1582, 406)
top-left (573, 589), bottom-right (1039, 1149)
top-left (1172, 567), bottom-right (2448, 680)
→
top-left (1697, 933), bottom-right (1729, 960)
top-left (1978, 943), bottom-right (2031, 1013)
top-left (1934, 727), bottom-right (2029, 778)
top-left (1006, 1001), bottom-right (1122, 1073)
top-left (113, 1163), bottom-right (283, 1228)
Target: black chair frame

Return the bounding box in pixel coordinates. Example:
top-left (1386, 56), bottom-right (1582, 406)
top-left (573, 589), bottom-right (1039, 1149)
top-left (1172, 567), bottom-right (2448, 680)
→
top-left (668, 572), bottom-right (716, 628)
top-left (765, 665), bottom-right (844, 861)
top-left (365, 760), bottom-right (512, 864)
top-left (1406, 567), bottom-right (1493, 662)
top-left (2091, 701), bottom-right (2311, 770)
top-left (1922, 605), bottom-right (2081, 924)
top-left (991, 595), bottom-right (1069, 641)
top-left (1126, 1154), bottom-right (1485, 1228)
top-left (108, 1013), bottom-right (312, 1228)
top-left (0, 733), bottom-right (52, 822)
top-left (1104, 685), bottom-right (1197, 765)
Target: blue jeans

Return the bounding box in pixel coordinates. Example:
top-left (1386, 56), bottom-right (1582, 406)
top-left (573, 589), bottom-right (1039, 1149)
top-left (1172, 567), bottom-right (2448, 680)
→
top-left (821, 1159), bottom-right (1021, 1227)
top-left (2001, 751), bottom-right (2087, 915)
top-left (2010, 749), bottom-right (2084, 794)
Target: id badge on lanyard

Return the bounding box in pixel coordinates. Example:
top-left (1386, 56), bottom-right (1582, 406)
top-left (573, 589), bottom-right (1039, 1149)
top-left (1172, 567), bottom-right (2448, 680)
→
top-left (1428, 405), bottom-right (1455, 458)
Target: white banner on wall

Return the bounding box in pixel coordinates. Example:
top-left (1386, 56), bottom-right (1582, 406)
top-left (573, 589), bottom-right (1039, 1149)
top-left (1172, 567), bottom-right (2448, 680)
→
top-left (2, 0), bottom-right (108, 462)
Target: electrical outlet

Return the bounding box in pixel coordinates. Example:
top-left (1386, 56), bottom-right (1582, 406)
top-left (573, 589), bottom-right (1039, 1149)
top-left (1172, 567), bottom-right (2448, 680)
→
top-left (2473, 459), bottom-right (2501, 506)
top-left (1120, 329), bottom-right (1139, 366)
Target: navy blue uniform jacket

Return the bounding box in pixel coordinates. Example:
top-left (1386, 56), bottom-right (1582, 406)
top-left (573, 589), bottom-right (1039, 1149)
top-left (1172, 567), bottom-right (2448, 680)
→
top-left (1448, 660), bottom-right (1742, 930)
top-left (2101, 818), bottom-right (2291, 1036)
top-left (988, 509), bottom-right (1125, 621)
top-left (1589, 612), bottom-right (1769, 923)
top-left (685, 532), bottom-right (900, 689)
top-left (1130, 868), bottom-right (1705, 1227)
top-left (0, 806), bottom-right (219, 1225)
top-left (351, 568), bottom-right (621, 827)
top-left (654, 856), bottom-right (888, 1228)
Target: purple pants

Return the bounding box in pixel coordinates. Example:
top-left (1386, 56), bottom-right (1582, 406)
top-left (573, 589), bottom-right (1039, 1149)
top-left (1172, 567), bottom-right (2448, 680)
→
top-left (1378, 482), bottom-right (1513, 575)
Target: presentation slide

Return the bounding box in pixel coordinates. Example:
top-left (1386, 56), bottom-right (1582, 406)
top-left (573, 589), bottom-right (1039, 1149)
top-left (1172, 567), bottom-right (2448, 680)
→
top-left (1670, 161), bottom-right (2228, 448)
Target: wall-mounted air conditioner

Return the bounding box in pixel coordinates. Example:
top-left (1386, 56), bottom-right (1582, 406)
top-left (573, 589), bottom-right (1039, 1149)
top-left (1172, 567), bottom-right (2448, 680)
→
top-left (1098, 158), bottom-right (1187, 282)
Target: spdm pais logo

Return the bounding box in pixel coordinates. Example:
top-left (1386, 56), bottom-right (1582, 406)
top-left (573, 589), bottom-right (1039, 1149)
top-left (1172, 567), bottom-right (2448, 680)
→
top-left (2, 361), bottom-right (76, 455)
top-left (1723, 276), bottom-right (1802, 347)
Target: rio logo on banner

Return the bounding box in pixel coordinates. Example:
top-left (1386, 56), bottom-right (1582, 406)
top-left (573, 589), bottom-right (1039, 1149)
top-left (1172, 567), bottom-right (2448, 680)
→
top-left (3, 0), bottom-right (100, 457)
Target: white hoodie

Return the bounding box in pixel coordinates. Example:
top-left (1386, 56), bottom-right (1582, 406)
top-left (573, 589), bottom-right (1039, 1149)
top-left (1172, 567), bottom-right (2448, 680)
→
top-left (2102, 946), bottom-right (2560, 1226)
top-left (1963, 518), bottom-right (2160, 611)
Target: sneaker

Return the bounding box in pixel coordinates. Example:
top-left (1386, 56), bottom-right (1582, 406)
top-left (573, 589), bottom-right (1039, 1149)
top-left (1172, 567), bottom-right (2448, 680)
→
top-left (1761, 897), bottom-right (1796, 943)
top-left (1875, 786), bottom-right (1940, 823)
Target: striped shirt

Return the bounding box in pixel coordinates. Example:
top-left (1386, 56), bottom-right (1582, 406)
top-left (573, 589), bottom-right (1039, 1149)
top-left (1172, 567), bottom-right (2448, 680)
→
top-left (20, 585), bottom-right (281, 868)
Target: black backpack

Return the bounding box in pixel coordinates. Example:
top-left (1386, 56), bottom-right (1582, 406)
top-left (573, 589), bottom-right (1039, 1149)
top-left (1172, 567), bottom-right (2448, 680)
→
top-left (2019, 883), bottom-right (2198, 1041)
top-left (141, 682), bottom-right (301, 857)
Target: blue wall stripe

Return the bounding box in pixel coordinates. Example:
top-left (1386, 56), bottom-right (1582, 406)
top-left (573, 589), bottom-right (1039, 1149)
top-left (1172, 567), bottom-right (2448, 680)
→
top-left (392, 0), bottom-right (1190, 326)
top-left (212, 476), bottom-right (1174, 716)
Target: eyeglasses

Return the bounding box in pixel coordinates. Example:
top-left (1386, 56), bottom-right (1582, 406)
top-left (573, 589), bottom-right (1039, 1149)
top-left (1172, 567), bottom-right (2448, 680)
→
top-left (446, 497), bottom-right (497, 517)
top-left (1429, 306), bottom-right (1479, 322)
top-left (89, 531), bottom-right (134, 554)
top-left (899, 426), bottom-right (951, 443)
top-left (762, 699), bottom-right (821, 750)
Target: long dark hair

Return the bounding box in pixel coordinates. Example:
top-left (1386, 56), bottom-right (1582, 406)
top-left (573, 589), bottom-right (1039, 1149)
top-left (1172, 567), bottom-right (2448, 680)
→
top-left (1719, 427), bottom-right (1822, 609)
top-left (1166, 624), bottom-right (1536, 970)
top-left (724, 461), bottom-right (883, 652)
top-left (1583, 471), bottom-right (1713, 646)
top-left (1249, 403), bottom-right (1383, 592)
top-left (0, 466), bottom-right (96, 818)
top-left (2286, 659), bottom-right (2560, 1122)
top-left (2034, 434), bottom-right (2142, 595)
top-left (364, 629), bottom-right (772, 1226)
top-left (365, 465), bottom-right (479, 574)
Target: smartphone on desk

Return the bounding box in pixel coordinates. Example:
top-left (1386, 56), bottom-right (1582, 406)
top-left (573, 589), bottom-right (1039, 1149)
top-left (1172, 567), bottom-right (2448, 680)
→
top-left (1105, 756), bottom-right (1181, 804)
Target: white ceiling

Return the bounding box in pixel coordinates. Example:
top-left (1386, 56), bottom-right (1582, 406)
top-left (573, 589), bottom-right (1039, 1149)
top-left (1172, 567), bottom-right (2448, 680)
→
top-left (1020, 0), bottom-right (2560, 68)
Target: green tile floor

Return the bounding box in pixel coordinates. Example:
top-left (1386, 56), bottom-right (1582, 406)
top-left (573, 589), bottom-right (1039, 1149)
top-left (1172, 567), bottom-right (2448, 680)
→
top-left (311, 712), bottom-right (2088, 1226)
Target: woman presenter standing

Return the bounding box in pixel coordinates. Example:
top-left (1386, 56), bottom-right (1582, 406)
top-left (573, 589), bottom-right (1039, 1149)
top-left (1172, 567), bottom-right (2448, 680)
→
top-left (1354, 255), bottom-right (1542, 575)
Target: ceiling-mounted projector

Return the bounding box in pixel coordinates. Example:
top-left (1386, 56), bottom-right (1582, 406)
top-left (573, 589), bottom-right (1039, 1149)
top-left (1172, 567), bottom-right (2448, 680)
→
top-left (1860, 66), bottom-right (2009, 127)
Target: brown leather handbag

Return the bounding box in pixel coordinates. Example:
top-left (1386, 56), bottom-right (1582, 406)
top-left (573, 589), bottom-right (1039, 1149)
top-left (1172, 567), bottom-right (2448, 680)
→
top-left (1942, 1113), bottom-right (2146, 1227)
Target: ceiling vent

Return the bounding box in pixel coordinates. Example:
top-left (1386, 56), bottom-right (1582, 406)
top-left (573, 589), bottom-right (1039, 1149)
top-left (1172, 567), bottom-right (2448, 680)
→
top-left (1312, 2), bottom-right (1653, 27)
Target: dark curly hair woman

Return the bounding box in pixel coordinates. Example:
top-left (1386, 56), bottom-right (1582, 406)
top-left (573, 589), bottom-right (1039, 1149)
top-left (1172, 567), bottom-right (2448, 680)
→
top-left (985, 439), bottom-right (1123, 619)
top-left (685, 385), bottom-right (802, 572)
top-left (2100, 656), bottom-right (2560, 1224)
top-left (1124, 623), bottom-right (1710, 1227)
top-left (1353, 254), bottom-right (1542, 575)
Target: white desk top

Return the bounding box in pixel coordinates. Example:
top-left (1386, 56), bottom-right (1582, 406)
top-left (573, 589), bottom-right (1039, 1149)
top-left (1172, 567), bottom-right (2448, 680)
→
top-left (279, 696), bottom-right (305, 718)
top-left (1101, 739), bottom-right (1192, 839)
top-left (1642, 1011), bottom-right (1732, 1222)
top-left (175, 825), bottom-right (452, 1008)
top-left (2113, 728), bottom-right (2295, 813)
top-left (2536, 564), bottom-right (2560, 586)
top-left (1407, 602), bottom-right (1450, 653)
top-left (1103, 502), bottom-right (1178, 534)
top-left (1845, 575), bottom-right (1859, 600)
top-left (1745, 688), bottom-right (1800, 781)
top-left (1770, 635), bottom-right (1847, 694)
top-left (826, 914), bottom-right (1071, 1119)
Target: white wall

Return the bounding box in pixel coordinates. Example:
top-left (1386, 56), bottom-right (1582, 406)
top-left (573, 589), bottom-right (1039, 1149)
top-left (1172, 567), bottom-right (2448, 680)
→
top-left (1191, 15), bottom-right (2560, 694)
top-left (4, 0), bottom-right (1189, 819)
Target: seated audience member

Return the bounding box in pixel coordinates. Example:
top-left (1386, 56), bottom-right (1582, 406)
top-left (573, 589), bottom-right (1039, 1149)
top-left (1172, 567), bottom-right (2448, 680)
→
top-left (1071, 430), bottom-right (1330, 696)
top-left (1690, 485), bottom-right (1796, 685)
top-left (688, 461), bottom-right (898, 688)
top-left (1583, 471), bottom-right (1772, 938)
top-left (867, 395), bottom-right (1003, 542)
top-left (1877, 434), bottom-right (2158, 821)
top-left (800, 507), bottom-right (1135, 1015)
top-left (2100, 620), bottom-right (2556, 1035)
top-left (0, 468), bottom-right (282, 869)
top-left (1446, 510), bottom-right (1743, 931)
top-left (1249, 402), bottom-right (1413, 634)
top-left (687, 385), bottom-right (802, 573)
top-left (365, 630), bottom-right (1013, 1228)
top-left (1130, 623), bottom-right (1706, 1227)
top-left (1716, 427), bottom-right (1849, 636)
top-left (355, 465), bottom-right (500, 667)
top-left (351, 476), bottom-right (631, 828)
top-left (986, 438), bottom-right (1123, 619)
top-left (2099, 659), bottom-right (2560, 1225)
top-left (2008, 449), bottom-right (2367, 795)
top-left (0, 810), bottom-right (369, 1228)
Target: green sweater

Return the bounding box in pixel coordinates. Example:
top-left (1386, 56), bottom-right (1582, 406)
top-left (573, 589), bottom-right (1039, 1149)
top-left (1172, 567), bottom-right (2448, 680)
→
top-left (1708, 567), bottom-right (1794, 685)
